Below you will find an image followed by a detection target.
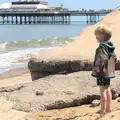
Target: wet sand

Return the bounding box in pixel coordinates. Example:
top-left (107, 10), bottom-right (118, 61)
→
top-left (0, 67), bottom-right (29, 79)
top-left (0, 67), bottom-right (31, 88)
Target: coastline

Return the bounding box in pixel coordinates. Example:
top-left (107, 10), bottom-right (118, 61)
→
top-left (0, 67), bottom-right (29, 79)
top-left (0, 67), bottom-right (31, 88)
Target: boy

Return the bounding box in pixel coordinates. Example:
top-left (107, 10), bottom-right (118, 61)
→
top-left (92, 24), bottom-right (117, 114)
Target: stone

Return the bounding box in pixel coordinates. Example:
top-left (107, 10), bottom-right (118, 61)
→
top-left (28, 59), bottom-right (94, 80)
top-left (0, 71), bottom-right (119, 112)
top-left (118, 99), bottom-right (120, 102)
top-left (111, 89), bottom-right (119, 100)
top-left (90, 100), bottom-right (100, 107)
top-left (28, 58), bottom-right (120, 81)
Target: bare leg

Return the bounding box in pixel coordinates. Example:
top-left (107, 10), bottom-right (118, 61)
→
top-left (98, 86), bottom-right (106, 114)
top-left (106, 87), bottom-right (112, 113)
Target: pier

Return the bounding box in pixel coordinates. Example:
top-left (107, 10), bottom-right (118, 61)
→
top-left (0, 11), bottom-right (71, 25)
top-left (0, 1), bottom-right (112, 25)
top-left (0, 10), bottom-right (112, 25)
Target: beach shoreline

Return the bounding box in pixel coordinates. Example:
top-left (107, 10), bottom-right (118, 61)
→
top-left (0, 67), bottom-right (29, 79)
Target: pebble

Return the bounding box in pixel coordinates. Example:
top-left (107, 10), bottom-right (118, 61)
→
top-left (91, 100), bottom-right (100, 107)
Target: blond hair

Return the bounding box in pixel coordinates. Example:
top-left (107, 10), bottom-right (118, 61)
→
top-left (94, 24), bottom-right (112, 41)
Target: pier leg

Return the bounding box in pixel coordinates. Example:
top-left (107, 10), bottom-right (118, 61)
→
top-left (58, 15), bottom-right (60, 24)
top-left (39, 16), bottom-right (41, 23)
top-left (48, 16), bottom-right (50, 24)
top-left (2, 16), bottom-right (4, 24)
top-left (62, 16), bottom-right (64, 24)
top-left (25, 16), bottom-right (27, 24)
top-left (33, 16), bottom-right (36, 24)
top-left (41, 16), bottom-right (43, 24)
top-left (51, 16), bottom-right (54, 24)
top-left (0, 16), bottom-right (2, 24)
top-left (3, 16), bottom-right (5, 24)
top-left (59, 16), bottom-right (61, 24)
top-left (65, 15), bottom-right (67, 24)
top-left (20, 16), bottom-right (22, 24)
top-left (53, 16), bottom-right (54, 24)
top-left (98, 15), bottom-right (100, 22)
top-left (55, 15), bottom-right (57, 24)
top-left (43, 16), bottom-right (45, 24)
top-left (36, 16), bottom-right (38, 23)
top-left (16, 16), bottom-right (18, 24)
top-left (53, 16), bottom-right (55, 24)
top-left (68, 15), bottom-right (71, 24)
top-left (86, 15), bottom-right (89, 24)
top-left (7, 16), bottom-right (9, 24)
top-left (12, 16), bottom-right (14, 24)
top-left (45, 16), bottom-right (47, 24)
top-left (47, 16), bottom-right (49, 24)
top-left (94, 15), bottom-right (96, 23)
top-left (28, 16), bottom-right (31, 24)
top-left (39, 16), bottom-right (41, 24)
top-left (31, 16), bottom-right (32, 24)
top-left (44, 16), bottom-right (47, 24)
top-left (90, 15), bottom-right (91, 24)
top-left (59, 15), bottom-right (61, 24)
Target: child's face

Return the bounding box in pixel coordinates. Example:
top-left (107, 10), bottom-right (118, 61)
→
top-left (95, 32), bottom-right (105, 43)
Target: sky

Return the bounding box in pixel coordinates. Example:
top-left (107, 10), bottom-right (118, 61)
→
top-left (0, 0), bottom-right (120, 10)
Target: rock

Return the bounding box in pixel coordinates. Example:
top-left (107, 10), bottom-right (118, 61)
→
top-left (28, 59), bottom-right (93, 80)
top-left (28, 59), bottom-right (120, 80)
top-left (0, 71), bottom-right (119, 112)
top-left (111, 89), bottom-right (119, 99)
top-left (118, 99), bottom-right (120, 102)
top-left (113, 93), bottom-right (119, 100)
top-left (90, 100), bottom-right (100, 107)
top-left (110, 77), bottom-right (120, 99)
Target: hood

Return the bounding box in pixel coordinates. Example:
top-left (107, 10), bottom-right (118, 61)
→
top-left (99, 41), bottom-right (115, 58)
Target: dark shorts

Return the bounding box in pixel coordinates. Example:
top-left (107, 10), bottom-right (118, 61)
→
top-left (97, 77), bottom-right (110, 86)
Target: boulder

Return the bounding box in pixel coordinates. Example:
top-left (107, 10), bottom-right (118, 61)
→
top-left (0, 71), bottom-right (119, 112)
top-left (28, 58), bottom-right (120, 80)
top-left (28, 59), bottom-right (92, 80)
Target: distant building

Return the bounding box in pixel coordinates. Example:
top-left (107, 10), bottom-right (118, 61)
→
top-left (0, 0), bottom-right (69, 12)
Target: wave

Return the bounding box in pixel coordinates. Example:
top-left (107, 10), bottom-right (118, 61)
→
top-left (0, 37), bottom-right (75, 52)
top-left (0, 37), bottom-right (75, 73)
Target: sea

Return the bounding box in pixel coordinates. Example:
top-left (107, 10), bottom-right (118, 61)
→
top-left (0, 21), bottom-right (96, 74)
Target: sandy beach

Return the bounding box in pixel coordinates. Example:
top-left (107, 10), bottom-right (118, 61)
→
top-left (26, 99), bottom-right (120, 120)
top-left (0, 69), bottom-right (119, 120)
top-left (0, 69), bottom-right (30, 120)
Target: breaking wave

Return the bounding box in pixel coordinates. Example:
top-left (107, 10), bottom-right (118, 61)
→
top-left (0, 37), bottom-right (75, 52)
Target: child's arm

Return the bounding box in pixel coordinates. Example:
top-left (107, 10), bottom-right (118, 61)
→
top-left (92, 48), bottom-right (107, 77)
